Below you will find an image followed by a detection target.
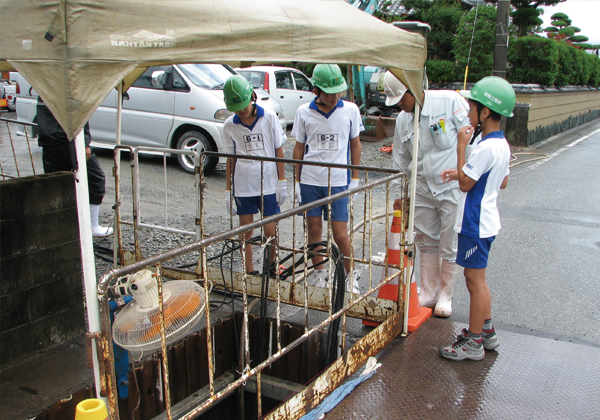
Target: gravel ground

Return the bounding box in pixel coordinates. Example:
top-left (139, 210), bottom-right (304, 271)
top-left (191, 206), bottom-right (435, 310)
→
top-left (92, 133), bottom-right (399, 280)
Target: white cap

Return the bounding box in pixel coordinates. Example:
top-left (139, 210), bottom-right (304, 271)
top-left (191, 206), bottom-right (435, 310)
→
top-left (383, 71), bottom-right (408, 106)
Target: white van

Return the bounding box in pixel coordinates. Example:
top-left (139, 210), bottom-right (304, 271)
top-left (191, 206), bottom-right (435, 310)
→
top-left (15, 64), bottom-right (285, 173)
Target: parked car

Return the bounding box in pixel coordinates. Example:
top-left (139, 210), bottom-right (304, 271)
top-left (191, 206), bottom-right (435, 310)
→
top-left (15, 64), bottom-right (286, 173)
top-left (1, 71), bottom-right (18, 111)
top-left (236, 66), bottom-right (315, 125)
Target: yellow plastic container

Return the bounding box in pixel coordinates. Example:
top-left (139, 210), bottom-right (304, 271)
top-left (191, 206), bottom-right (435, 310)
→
top-left (75, 398), bottom-right (108, 420)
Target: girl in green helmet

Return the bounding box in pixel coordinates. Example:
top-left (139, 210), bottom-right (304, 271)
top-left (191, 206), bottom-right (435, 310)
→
top-left (223, 75), bottom-right (287, 277)
top-left (440, 76), bottom-right (516, 361)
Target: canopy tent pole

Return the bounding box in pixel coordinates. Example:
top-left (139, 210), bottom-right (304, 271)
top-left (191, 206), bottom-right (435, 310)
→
top-left (403, 101), bottom-right (421, 335)
top-left (113, 81), bottom-right (124, 268)
top-left (73, 130), bottom-right (106, 402)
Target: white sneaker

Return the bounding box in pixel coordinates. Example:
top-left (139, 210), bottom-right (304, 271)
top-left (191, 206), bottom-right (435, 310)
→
top-left (92, 225), bottom-right (113, 238)
top-left (308, 269), bottom-right (328, 288)
top-left (346, 270), bottom-right (361, 294)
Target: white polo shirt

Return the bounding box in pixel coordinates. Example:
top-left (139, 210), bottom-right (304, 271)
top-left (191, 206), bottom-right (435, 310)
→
top-left (392, 90), bottom-right (471, 198)
top-left (454, 131), bottom-right (511, 238)
top-left (292, 98), bottom-right (363, 187)
top-left (223, 105), bottom-right (286, 197)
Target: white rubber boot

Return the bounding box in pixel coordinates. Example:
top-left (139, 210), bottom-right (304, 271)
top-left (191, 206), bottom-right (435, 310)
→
top-left (419, 253), bottom-right (441, 308)
top-left (434, 260), bottom-right (462, 317)
top-left (91, 204), bottom-right (113, 238)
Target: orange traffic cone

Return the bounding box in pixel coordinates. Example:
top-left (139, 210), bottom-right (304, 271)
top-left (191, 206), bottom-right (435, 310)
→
top-left (363, 210), bottom-right (432, 331)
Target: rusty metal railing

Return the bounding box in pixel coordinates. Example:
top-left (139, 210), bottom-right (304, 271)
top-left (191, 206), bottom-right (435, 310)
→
top-left (99, 150), bottom-right (410, 420)
top-left (0, 116), bottom-right (39, 179)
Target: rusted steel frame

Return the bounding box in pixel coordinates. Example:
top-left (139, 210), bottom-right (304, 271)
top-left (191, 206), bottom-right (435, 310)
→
top-left (200, 246), bottom-right (216, 399)
top-left (241, 237), bottom-right (251, 375)
top-left (176, 276), bottom-right (402, 420)
top-left (206, 266), bottom-right (401, 323)
top-left (257, 371), bottom-right (263, 419)
top-left (326, 168), bottom-right (334, 316)
top-left (4, 119), bottom-right (37, 176)
top-left (156, 265), bottom-right (173, 420)
top-left (112, 146), bottom-right (126, 269)
top-left (5, 120), bottom-right (20, 177)
top-left (275, 222), bottom-right (282, 353)
top-left (205, 151), bottom-right (397, 174)
top-left (265, 311), bottom-right (403, 420)
top-left (97, 288), bottom-right (121, 419)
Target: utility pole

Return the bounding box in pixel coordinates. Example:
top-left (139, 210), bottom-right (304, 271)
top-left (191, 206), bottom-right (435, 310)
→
top-left (493, 0), bottom-right (510, 79)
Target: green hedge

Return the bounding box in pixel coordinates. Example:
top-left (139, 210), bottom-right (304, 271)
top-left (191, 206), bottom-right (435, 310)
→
top-left (508, 36), bottom-right (559, 86)
top-left (425, 60), bottom-right (457, 83)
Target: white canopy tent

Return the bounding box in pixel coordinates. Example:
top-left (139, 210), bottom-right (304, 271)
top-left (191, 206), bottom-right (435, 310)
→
top-left (1, 0), bottom-right (426, 406)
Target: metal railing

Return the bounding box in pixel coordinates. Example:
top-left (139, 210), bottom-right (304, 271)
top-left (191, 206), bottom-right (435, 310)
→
top-left (98, 149), bottom-right (411, 420)
top-left (0, 116), bottom-right (40, 180)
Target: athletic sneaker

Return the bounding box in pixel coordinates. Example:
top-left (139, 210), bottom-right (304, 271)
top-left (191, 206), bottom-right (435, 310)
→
top-left (346, 270), bottom-right (361, 294)
top-left (308, 269), bottom-right (328, 288)
top-left (440, 329), bottom-right (485, 361)
top-left (483, 327), bottom-right (499, 350)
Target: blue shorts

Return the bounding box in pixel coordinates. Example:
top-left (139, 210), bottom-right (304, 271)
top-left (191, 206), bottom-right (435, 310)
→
top-left (301, 184), bottom-right (349, 222)
top-left (235, 194), bottom-right (280, 216)
top-left (456, 234), bottom-right (495, 269)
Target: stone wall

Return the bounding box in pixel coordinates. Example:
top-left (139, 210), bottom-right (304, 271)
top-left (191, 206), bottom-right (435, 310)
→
top-left (0, 172), bottom-right (85, 368)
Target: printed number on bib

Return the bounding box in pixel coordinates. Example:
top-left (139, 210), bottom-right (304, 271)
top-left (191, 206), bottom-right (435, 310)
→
top-left (317, 134), bottom-right (338, 150)
top-left (243, 134), bottom-right (265, 151)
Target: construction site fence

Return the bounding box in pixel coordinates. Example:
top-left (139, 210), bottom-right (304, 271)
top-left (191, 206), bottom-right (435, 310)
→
top-left (99, 147), bottom-right (411, 420)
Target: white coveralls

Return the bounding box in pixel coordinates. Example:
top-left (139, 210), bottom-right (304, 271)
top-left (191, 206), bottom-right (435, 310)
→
top-left (390, 90), bottom-right (471, 316)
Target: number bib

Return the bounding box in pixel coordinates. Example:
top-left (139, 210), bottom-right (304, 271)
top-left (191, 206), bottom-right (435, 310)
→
top-left (243, 133), bottom-right (264, 151)
top-left (317, 134), bottom-right (338, 150)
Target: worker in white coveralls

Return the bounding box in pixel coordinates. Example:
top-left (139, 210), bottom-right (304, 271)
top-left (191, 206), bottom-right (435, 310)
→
top-left (384, 71), bottom-right (471, 317)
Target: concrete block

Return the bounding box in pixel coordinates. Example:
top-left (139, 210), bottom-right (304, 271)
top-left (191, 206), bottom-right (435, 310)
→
top-left (0, 324), bottom-right (34, 366)
top-left (20, 172), bottom-right (77, 217)
top-left (0, 253), bottom-right (34, 294)
top-left (29, 241), bottom-right (82, 287)
top-left (1, 290), bottom-right (30, 332)
top-left (31, 305), bottom-right (85, 352)
top-left (29, 277), bottom-right (76, 321)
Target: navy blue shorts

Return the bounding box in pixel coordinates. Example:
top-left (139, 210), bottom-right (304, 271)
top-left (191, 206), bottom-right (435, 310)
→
top-left (300, 184), bottom-right (348, 222)
top-left (456, 234), bottom-right (495, 269)
top-left (235, 194), bottom-right (280, 216)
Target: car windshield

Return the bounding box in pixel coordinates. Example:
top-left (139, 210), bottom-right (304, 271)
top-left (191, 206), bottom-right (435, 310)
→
top-left (178, 64), bottom-right (235, 89)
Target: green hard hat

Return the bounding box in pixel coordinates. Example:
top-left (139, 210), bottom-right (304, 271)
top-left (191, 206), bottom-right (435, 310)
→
top-left (461, 76), bottom-right (516, 117)
top-left (310, 64), bottom-right (348, 94)
top-left (224, 75), bottom-right (254, 112)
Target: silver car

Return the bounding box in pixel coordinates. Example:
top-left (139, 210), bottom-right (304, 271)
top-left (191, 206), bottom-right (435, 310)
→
top-left (15, 64), bottom-right (286, 173)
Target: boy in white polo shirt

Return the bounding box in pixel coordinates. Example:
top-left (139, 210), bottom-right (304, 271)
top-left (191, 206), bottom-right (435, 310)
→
top-left (440, 76), bottom-right (516, 361)
top-left (222, 75), bottom-right (287, 277)
top-left (292, 64), bottom-right (363, 293)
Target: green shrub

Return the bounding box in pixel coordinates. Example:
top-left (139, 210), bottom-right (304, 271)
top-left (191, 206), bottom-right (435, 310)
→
top-left (554, 42), bottom-right (577, 87)
top-left (577, 48), bottom-right (591, 85)
top-left (425, 60), bottom-right (457, 83)
top-left (508, 36), bottom-right (559, 86)
top-left (585, 52), bottom-right (600, 87)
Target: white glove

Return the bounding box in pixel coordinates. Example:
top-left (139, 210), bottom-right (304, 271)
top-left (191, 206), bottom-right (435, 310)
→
top-left (348, 178), bottom-right (359, 202)
top-left (224, 191), bottom-right (236, 216)
top-left (276, 180), bottom-right (287, 207)
top-left (294, 182), bottom-right (302, 204)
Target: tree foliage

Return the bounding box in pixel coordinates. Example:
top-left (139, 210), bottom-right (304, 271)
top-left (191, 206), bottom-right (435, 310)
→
top-left (508, 36), bottom-right (559, 86)
top-left (488, 0), bottom-right (565, 38)
top-left (401, 0), bottom-right (465, 61)
top-left (453, 5), bottom-right (497, 82)
top-left (544, 12), bottom-right (589, 48)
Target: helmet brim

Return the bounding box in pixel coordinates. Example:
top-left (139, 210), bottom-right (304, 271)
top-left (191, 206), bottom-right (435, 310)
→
top-left (319, 80), bottom-right (348, 94)
top-left (226, 99), bottom-right (251, 112)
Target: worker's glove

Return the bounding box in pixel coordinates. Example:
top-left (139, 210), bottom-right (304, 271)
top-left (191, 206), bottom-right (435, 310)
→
top-left (294, 182), bottom-right (302, 205)
top-left (224, 191), bottom-right (236, 216)
top-left (348, 178), bottom-right (359, 203)
top-left (276, 180), bottom-right (287, 207)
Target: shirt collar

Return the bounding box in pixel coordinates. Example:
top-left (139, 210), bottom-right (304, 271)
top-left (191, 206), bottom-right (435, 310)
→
top-left (309, 98), bottom-right (344, 119)
top-left (233, 105), bottom-right (264, 130)
top-left (478, 130), bottom-right (504, 143)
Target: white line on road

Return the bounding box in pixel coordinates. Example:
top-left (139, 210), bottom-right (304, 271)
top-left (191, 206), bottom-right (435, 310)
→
top-left (529, 128), bottom-right (600, 170)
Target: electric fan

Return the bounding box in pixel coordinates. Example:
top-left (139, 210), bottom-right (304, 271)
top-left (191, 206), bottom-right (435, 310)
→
top-left (111, 269), bottom-right (206, 353)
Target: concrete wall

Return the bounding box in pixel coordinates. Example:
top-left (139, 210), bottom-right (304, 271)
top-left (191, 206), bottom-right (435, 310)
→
top-left (1, 172), bottom-right (85, 368)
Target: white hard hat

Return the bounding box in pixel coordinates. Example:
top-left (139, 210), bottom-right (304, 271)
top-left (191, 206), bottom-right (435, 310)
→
top-left (383, 71), bottom-right (408, 106)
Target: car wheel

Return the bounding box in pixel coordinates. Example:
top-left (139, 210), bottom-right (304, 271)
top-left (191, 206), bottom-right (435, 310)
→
top-left (175, 131), bottom-right (218, 174)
